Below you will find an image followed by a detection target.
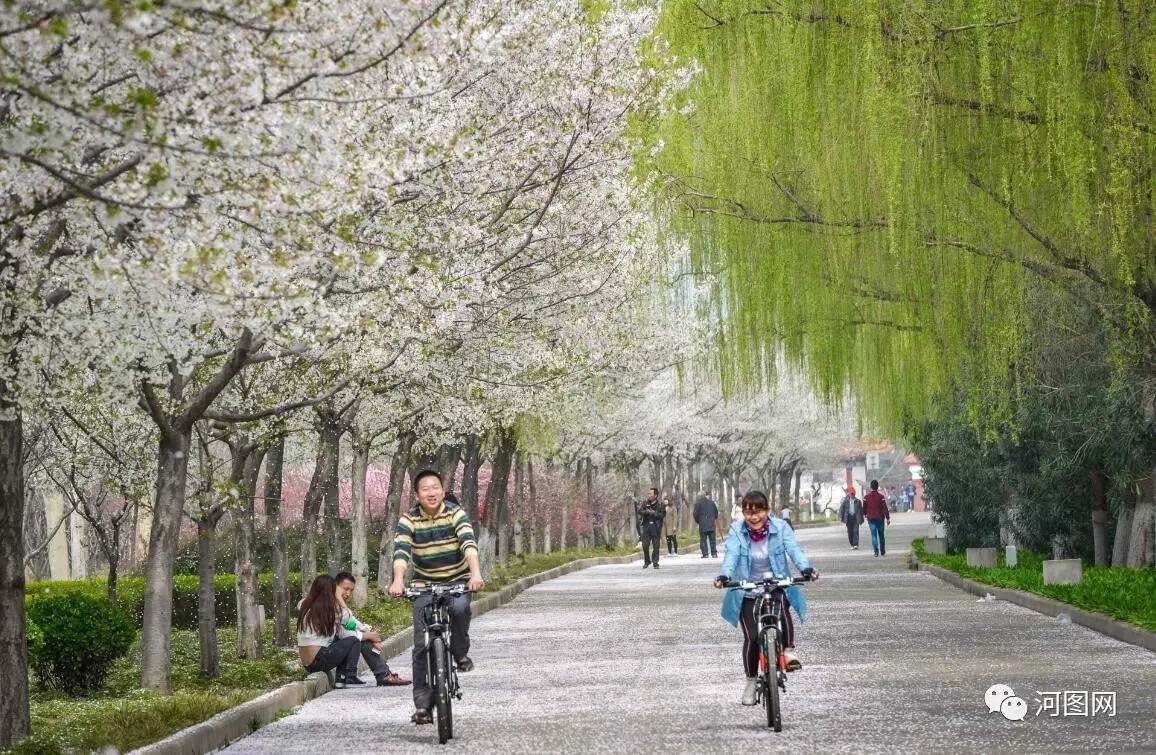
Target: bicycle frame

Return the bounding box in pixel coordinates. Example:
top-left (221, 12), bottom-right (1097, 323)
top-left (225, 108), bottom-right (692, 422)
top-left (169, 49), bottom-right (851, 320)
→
top-left (405, 583), bottom-right (469, 744)
top-left (415, 589), bottom-right (463, 699)
top-left (753, 587), bottom-right (788, 686)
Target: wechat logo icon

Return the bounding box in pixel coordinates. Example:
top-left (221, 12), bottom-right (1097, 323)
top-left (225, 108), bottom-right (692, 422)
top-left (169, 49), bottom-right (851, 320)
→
top-left (985, 684), bottom-right (1028, 722)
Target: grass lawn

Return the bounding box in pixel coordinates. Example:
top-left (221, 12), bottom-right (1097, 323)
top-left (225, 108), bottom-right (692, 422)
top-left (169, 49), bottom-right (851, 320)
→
top-left (913, 538), bottom-right (1156, 633)
top-left (10, 626), bottom-right (305, 755)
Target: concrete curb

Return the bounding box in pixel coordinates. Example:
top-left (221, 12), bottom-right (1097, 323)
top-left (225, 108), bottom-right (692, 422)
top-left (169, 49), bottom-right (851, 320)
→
top-left (129, 545), bottom-right (691, 755)
top-left (911, 556), bottom-right (1156, 654)
top-left (128, 672), bottom-right (332, 755)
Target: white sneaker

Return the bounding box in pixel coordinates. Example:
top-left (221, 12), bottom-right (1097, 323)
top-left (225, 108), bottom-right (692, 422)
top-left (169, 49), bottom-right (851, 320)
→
top-left (741, 678), bottom-right (758, 706)
top-left (783, 649), bottom-right (802, 672)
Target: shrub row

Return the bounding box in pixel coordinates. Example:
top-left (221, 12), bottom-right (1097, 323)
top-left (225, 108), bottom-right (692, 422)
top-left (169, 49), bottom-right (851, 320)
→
top-left (25, 572), bottom-right (304, 630)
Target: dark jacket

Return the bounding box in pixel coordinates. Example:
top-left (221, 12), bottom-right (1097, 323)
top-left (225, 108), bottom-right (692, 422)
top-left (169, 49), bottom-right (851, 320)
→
top-left (838, 496), bottom-right (864, 526)
top-left (692, 497), bottom-right (719, 532)
top-left (637, 499), bottom-right (665, 534)
top-left (863, 490), bottom-right (890, 521)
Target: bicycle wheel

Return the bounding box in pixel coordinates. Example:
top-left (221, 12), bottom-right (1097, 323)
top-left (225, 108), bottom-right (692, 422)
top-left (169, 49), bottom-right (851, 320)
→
top-left (764, 633), bottom-right (782, 731)
top-left (431, 637), bottom-right (453, 744)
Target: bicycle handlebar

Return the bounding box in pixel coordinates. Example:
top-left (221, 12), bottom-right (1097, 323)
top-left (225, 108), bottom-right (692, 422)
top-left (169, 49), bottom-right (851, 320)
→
top-left (402, 582), bottom-right (470, 600)
top-left (717, 574), bottom-right (813, 590)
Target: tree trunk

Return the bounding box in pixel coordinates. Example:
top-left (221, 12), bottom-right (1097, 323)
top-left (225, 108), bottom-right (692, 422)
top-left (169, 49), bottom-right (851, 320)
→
top-left (525, 456), bottom-right (536, 554)
top-left (793, 467), bottom-right (803, 511)
top-left (141, 428), bottom-right (192, 693)
top-left (482, 430), bottom-right (516, 537)
top-left (301, 419), bottom-right (340, 590)
top-left (528, 456), bottom-right (543, 553)
top-left (586, 457), bottom-right (604, 549)
top-left (1112, 500), bottom-right (1134, 567)
top-left (440, 444), bottom-right (463, 494)
top-left (21, 489), bottom-right (49, 581)
top-left (265, 436), bottom-right (290, 644)
top-left (350, 431), bottom-right (370, 606)
top-left (513, 452), bottom-right (525, 557)
top-left (264, 435), bottom-right (292, 647)
top-left (497, 493), bottom-right (511, 569)
top-left (461, 434), bottom-right (482, 523)
top-left (197, 517), bottom-right (221, 679)
top-left (778, 462), bottom-right (796, 515)
top-left (138, 328), bottom-right (257, 693)
top-left (1090, 464), bottom-right (1110, 567)
top-left (559, 494), bottom-right (570, 552)
top-left (105, 523), bottom-right (122, 604)
top-left (324, 439), bottom-right (341, 576)
top-left (0, 409), bottom-right (29, 747)
top-left (376, 430), bottom-right (413, 593)
top-left (1126, 495), bottom-right (1155, 567)
top-left (235, 445), bottom-right (266, 660)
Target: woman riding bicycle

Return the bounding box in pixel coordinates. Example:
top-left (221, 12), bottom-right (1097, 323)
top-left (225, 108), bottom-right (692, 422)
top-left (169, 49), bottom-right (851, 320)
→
top-left (714, 490), bottom-right (818, 706)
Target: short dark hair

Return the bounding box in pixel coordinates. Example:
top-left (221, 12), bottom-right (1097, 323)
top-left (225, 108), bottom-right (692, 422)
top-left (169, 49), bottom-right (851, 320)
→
top-left (870, 480), bottom-right (879, 490)
top-left (741, 490), bottom-right (770, 512)
top-left (334, 571), bottom-right (355, 585)
top-left (443, 492), bottom-right (459, 506)
top-left (648, 487), bottom-right (659, 496)
top-left (413, 469), bottom-right (443, 489)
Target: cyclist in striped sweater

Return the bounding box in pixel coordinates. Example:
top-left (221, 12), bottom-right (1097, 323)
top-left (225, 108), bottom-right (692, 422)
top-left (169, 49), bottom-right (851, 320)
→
top-left (388, 469), bottom-right (485, 725)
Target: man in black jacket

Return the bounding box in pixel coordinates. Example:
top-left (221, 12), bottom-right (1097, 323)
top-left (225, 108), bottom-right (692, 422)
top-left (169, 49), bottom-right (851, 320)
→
top-left (637, 488), bottom-right (665, 569)
top-left (692, 492), bottom-right (720, 558)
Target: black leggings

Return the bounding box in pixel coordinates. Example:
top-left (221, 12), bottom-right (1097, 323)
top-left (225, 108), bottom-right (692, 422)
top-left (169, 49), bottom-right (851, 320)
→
top-left (739, 594), bottom-right (795, 678)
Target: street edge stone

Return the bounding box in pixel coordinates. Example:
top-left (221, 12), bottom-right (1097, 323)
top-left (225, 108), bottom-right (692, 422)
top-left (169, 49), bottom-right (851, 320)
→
top-left (127, 545), bottom-right (693, 755)
top-left (912, 557), bottom-right (1156, 654)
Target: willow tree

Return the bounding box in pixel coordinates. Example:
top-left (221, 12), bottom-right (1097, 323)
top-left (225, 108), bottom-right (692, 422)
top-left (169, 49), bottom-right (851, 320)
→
top-left (652, 1), bottom-right (1156, 563)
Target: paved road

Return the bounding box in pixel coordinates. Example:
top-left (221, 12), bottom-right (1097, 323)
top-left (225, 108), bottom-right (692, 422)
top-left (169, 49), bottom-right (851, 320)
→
top-left (226, 513), bottom-right (1156, 753)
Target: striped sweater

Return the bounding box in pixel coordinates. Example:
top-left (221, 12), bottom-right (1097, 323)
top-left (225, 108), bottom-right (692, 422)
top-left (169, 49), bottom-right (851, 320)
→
top-left (393, 502), bottom-right (478, 582)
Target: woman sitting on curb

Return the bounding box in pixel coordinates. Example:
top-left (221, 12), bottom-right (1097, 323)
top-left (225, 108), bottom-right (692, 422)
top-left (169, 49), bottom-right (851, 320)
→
top-left (297, 574), bottom-right (362, 688)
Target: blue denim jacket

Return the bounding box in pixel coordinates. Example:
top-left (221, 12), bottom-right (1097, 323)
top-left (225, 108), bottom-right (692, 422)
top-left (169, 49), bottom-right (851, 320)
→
top-left (720, 517), bottom-right (812, 627)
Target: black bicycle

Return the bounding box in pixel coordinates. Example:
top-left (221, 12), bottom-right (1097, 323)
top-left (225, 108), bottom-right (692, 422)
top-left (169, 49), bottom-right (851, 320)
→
top-left (719, 573), bottom-right (812, 732)
top-left (404, 582), bottom-right (469, 744)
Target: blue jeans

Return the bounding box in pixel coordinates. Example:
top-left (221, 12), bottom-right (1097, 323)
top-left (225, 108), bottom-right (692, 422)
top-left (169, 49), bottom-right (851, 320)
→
top-left (868, 519), bottom-right (887, 554)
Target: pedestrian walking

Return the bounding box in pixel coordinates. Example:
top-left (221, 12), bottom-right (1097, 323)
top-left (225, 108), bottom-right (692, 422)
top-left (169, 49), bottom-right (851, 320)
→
top-left (692, 491), bottom-right (720, 557)
top-left (863, 479), bottom-right (891, 556)
top-left (662, 493), bottom-right (679, 555)
top-left (838, 486), bottom-right (863, 550)
top-left (637, 488), bottom-right (664, 569)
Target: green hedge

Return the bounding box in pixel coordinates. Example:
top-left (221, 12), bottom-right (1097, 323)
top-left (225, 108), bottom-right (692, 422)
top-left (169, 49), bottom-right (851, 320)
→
top-left (913, 538), bottom-right (1156, 632)
top-left (26, 593), bottom-right (135, 695)
top-left (25, 573), bottom-right (303, 630)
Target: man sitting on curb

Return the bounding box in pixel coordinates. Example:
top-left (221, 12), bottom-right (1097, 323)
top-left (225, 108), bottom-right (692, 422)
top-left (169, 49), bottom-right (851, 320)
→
top-left (334, 571), bottom-right (410, 687)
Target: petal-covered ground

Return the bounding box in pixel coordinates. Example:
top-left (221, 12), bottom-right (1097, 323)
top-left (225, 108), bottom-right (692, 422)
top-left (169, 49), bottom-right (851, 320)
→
top-left (225, 513), bottom-right (1156, 754)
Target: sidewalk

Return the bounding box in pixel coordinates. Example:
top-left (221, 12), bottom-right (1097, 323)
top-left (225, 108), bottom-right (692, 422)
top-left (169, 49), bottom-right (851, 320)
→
top-left (224, 512), bottom-right (1156, 753)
